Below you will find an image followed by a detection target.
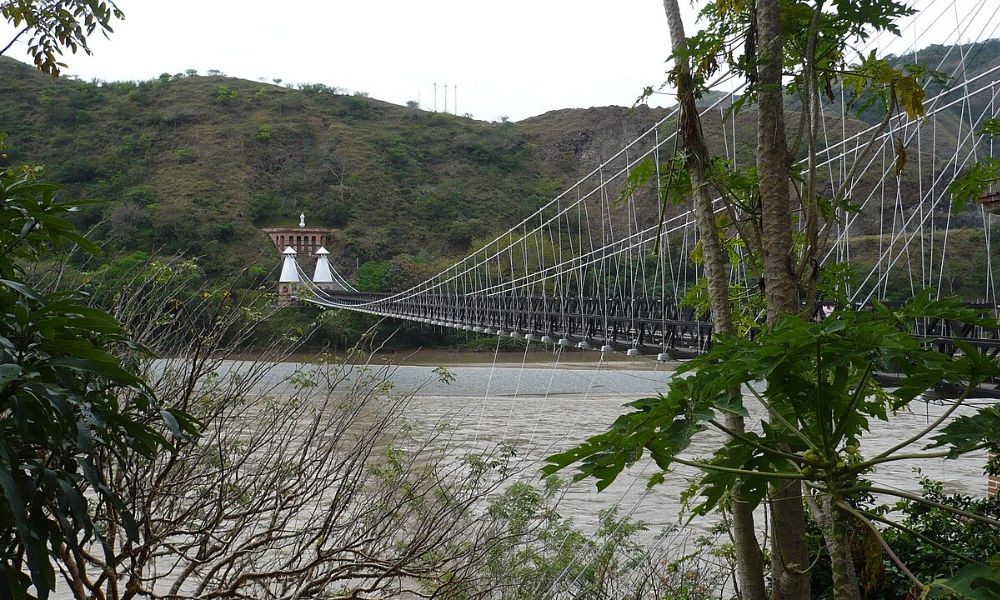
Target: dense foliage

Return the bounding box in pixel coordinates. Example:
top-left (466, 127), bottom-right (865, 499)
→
top-left (546, 293), bottom-right (1000, 597)
top-left (0, 158), bottom-right (192, 598)
top-left (877, 479), bottom-right (1000, 598)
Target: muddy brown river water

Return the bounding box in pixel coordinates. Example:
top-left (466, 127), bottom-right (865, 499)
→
top-left (48, 351), bottom-right (992, 598)
top-left (227, 351), bottom-right (991, 535)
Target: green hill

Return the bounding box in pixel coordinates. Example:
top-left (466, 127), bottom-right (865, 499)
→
top-left (0, 58), bottom-right (672, 283)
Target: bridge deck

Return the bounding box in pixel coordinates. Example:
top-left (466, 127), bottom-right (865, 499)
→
top-left (311, 292), bottom-right (1000, 363)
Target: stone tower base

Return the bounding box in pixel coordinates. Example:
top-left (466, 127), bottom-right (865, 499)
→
top-left (278, 282), bottom-right (297, 307)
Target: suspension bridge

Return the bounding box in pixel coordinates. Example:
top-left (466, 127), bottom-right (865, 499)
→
top-left (276, 0), bottom-right (1000, 378)
top-left (255, 6), bottom-right (1000, 591)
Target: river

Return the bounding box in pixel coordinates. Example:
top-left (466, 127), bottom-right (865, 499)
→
top-left (226, 349), bottom-right (991, 536)
top-left (46, 350), bottom-right (992, 598)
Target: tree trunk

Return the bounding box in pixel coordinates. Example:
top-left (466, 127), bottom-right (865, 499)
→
top-left (661, 2), bottom-right (767, 599)
top-left (755, 0), bottom-right (799, 322)
top-left (754, 0), bottom-right (811, 598)
top-left (829, 507), bottom-right (862, 600)
top-left (807, 495), bottom-right (862, 600)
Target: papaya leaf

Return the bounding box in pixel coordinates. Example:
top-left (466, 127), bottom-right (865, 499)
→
top-left (928, 405), bottom-right (1000, 457)
top-left (929, 558), bottom-right (1000, 599)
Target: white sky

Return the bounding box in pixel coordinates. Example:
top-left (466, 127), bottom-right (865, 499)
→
top-left (0, 1), bottom-right (704, 122)
top-left (1, 0), bottom-right (992, 121)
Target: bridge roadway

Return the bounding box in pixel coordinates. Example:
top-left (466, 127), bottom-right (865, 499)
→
top-left (311, 291), bottom-right (1000, 365)
top-left (314, 291), bottom-right (711, 357)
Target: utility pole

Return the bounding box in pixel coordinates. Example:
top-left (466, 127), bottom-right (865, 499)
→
top-left (444, 81), bottom-right (448, 113)
top-left (433, 81), bottom-right (437, 112)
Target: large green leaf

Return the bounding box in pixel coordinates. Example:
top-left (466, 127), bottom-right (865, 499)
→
top-left (930, 558), bottom-right (1000, 599)
top-left (929, 405), bottom-right (1000, 458)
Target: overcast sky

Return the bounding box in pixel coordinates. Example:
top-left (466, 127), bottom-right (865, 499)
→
top-left (1, 1), bottom-right (705, 122)
top-left (1, 0), bottom-right (992, 122)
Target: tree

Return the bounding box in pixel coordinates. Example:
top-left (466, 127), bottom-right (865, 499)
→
top-left (1, 0), bottom-right (123, 75)
top-left (0, 5), bottom-right (187, 598)
top-left (549, 1), bottom-right (998, 599)
top-left (354, 260), bottom-right (389, 292)
top-left (0, 158), bottom-right (185, 599)
top-left (546, 294), bottom-right (1000, 600)
top-left (659, 1), bottom-right (766, 597)
top-left (752, 1), bottom-right (812, 595)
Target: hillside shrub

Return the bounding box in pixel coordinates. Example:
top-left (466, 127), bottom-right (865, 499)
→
top-left (126, 87), bottom-right (147, 103)
top-left (340, 94), bottom-right (372, 119)
top-left (213, 84), bottom-right (238, 104)
top-left (118, 132), bottom-right (152, 157)
top-left (43, 102), bottom-right (77, 127)
top-left (252, 123), bottom-right (273, 142)
top-left (56, 156), bottom-right (99, 183)
top-left (384, 254), bottom-right (438, 291)
top-left (273, 92), bottom-right (305, 114)
top-left (161, 105), bottom-right (200, 126)
top-left (174, 146), bottom-right (196, 164)
top-left (354, 260), bottom-right (389, 292)
top-left (447, 218), bottom-right (488, 249)
top-left (384, 138), bottom-right (420, 172)
top-left (208, 219), bottom-right (239, 243)
top-left (153, 208), bottom-right (205, 251)
top-left (248, 192), bottom-right (279, 224)
top-left (72, 108), bottom-right (92, 124)
top-left (108, 201), bottom-right (151, 240)
top-left (413, 193), bottom-right (454, 223)
top-left (310, 198), bottom-right (351, 227)
top-left (297, 82), bottom-right (342, 95)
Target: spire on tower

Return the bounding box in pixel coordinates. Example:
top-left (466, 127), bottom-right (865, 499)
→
top-left (313, 247), bottom-right (334, 283)
top-left (279, 246), bottom-right (300, 283)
